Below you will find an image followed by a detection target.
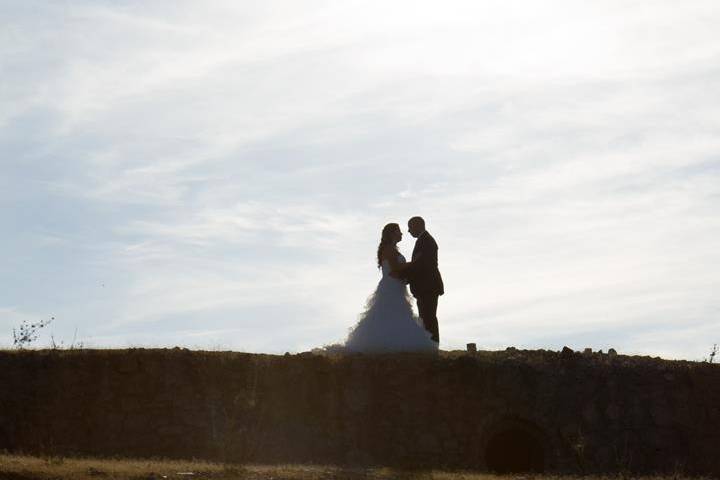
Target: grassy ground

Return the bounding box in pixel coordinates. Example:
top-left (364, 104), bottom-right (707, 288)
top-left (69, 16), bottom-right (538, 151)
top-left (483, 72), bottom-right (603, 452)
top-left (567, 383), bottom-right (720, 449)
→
top-left (0, 454), bottom-right (712, 480)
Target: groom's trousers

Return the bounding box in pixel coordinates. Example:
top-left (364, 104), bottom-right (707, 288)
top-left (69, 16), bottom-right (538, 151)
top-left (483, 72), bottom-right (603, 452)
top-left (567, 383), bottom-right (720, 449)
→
top-left (417, 295), bottom-right (439, 343)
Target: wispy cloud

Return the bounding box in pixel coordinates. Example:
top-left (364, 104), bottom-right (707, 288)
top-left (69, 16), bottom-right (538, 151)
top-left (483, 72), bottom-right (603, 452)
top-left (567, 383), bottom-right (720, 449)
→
top-left (1, 0), bottom-right (719, 359)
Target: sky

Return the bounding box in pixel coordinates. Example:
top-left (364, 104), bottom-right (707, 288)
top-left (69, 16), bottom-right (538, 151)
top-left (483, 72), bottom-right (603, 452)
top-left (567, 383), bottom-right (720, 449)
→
top-left (1, 0), bottom-right (719, 360)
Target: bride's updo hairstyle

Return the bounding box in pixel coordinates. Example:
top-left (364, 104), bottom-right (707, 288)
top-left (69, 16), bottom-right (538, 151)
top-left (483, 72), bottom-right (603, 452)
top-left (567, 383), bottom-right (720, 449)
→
top-left (377, 222), bottom-right (400, 268)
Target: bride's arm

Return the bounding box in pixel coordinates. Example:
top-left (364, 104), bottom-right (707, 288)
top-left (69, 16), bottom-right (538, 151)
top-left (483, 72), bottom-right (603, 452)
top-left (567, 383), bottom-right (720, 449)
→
top-left (395, 260), bottom-right (412, 272)
top-left (382, 246), bottom-right (404, 276)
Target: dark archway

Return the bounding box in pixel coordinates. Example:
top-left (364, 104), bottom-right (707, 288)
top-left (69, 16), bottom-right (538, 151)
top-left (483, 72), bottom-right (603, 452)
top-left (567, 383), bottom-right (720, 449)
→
top-left (485, 422), bottom-right (546, 473)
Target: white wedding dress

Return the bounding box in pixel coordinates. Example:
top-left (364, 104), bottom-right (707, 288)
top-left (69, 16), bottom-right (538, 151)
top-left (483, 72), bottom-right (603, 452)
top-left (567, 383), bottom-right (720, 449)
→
top-left (336, 253), bottom-right (438, 354)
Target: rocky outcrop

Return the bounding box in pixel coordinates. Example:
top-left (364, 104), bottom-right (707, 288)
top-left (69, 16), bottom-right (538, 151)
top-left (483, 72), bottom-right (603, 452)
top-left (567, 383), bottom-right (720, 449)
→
top-left (0, 348), bottom-right (718, 475)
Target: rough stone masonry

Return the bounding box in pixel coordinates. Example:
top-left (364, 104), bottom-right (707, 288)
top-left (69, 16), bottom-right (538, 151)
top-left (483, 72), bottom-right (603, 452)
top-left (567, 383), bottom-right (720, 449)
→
top-left (0, 348), bottom-right (718, 475)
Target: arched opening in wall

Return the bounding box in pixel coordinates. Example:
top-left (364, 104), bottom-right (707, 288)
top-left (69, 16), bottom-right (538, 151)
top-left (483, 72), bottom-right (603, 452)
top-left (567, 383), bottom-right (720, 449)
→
top-left (484, 421), bottom-right (545, 473)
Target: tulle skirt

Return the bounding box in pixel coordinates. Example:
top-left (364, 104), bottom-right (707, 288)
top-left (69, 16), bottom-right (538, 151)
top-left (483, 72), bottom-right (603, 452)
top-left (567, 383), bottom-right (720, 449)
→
top-left (341, 277), bottom-right (438, 353)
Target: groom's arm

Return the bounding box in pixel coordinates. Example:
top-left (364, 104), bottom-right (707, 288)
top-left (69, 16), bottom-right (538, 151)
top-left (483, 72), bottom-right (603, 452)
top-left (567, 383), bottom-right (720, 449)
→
top-left (394, 261), bottom-right (413, 279)
top-left (411, 237), bottom-right (438, 272)
top-left (402, 237), bottom-right (429, 277)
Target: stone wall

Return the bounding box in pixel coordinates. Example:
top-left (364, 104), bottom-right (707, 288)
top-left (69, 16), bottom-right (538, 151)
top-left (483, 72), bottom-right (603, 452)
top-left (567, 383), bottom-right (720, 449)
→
top-left (1, 348), bottom-right (718, 475)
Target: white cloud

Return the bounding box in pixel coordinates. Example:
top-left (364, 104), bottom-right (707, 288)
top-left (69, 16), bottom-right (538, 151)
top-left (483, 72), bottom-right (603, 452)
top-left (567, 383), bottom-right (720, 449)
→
top-left (1, 0), bottom-right (719, 359)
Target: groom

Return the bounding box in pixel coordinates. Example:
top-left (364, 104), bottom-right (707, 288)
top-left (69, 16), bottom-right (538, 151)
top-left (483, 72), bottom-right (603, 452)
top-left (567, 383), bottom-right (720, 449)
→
top-left (403, 216), bottom-right (444, 344)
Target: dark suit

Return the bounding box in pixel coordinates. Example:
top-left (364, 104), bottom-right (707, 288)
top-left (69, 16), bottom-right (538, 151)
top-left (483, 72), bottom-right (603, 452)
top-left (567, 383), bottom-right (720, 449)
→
top-left (405, 231), bottom-right (444, 342)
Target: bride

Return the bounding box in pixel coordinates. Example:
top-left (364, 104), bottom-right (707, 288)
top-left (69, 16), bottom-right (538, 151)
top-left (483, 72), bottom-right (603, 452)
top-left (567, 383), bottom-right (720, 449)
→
top-left (336, 222), bottom-right (438, 353)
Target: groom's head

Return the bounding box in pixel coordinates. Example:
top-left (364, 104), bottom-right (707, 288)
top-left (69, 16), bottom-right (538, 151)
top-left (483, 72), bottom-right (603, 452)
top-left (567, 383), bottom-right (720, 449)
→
top-left (408, 216), bottom-right (425, 238)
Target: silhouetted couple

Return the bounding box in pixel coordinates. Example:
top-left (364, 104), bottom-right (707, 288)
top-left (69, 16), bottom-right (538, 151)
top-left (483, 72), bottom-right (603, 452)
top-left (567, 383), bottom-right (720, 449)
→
top-left (342, 216), bottom-right (444, 353)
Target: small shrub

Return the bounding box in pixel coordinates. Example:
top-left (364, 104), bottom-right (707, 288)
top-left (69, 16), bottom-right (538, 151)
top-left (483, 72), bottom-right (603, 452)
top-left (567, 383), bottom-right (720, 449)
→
top-left (12, 316), bottom-right (54, 349)
top-left (705, 344), bottom-right (718, 364)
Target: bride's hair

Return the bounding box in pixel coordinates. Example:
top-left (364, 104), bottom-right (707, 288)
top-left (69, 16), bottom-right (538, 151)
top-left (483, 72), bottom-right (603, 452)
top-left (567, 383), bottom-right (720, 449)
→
top-left (377, 223), bottom-right (400, 268)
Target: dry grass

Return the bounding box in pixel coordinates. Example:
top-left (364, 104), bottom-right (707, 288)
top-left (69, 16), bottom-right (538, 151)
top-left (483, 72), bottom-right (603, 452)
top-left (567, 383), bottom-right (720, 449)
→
top-left (0, 454), bottom-right (712, 480)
